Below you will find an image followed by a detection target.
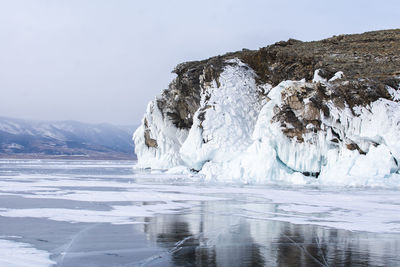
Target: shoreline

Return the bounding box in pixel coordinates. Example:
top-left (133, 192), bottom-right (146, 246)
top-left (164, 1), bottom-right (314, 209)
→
top-left (0, 154), bottom-right (137, 161)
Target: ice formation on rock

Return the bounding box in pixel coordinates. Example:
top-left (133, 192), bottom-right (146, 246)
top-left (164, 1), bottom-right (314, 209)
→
top-left (133, 30), bottom-right (400, 186)
top-left (133, 100), bottom-right (189, 169)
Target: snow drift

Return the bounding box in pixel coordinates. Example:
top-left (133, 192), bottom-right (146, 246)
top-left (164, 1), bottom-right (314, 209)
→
top-left (133, 29), bottom-right (400, 186)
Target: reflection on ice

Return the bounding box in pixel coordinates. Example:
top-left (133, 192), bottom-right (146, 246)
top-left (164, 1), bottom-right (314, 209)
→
top-left (140, 202), bottom-right (400, 267)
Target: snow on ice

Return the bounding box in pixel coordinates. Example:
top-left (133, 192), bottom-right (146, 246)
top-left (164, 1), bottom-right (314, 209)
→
top-left (0, 239), bottom-right (55, 267)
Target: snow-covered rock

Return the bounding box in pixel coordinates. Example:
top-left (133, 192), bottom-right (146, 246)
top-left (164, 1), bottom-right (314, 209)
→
top-left (133, 29), bottom-right (400, 186)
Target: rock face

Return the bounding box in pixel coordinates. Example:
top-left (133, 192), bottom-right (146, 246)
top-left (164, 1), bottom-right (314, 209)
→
top-left (134, 29), bottom-right (400, 185)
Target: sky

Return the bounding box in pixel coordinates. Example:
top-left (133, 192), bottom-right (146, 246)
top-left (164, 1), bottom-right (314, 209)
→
top-left (0, 0), bottom-right (399, 125)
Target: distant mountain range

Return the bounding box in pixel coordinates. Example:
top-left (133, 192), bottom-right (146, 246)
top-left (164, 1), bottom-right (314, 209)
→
top-left (0, 117), bottom-right (137, 159)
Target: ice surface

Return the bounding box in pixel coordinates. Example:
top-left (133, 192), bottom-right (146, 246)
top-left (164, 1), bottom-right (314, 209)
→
top-left (0, 239), bottom-right (55, 267)
top-left (1, 159), bottom-right (400, 233)
top-left (0, 204), bottom-right (192, 224)
top-left (1, 159), bottom-right (400, 266)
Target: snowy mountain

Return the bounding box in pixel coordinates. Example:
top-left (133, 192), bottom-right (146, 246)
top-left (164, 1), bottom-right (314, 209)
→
top-left (133, 29), bottom-right (400, 186)
top-left (0, 117), bottom-right (137, 159)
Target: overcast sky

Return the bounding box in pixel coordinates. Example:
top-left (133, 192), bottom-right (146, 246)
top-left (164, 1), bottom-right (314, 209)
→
top-left (0, 0), bottom-right (399, 125)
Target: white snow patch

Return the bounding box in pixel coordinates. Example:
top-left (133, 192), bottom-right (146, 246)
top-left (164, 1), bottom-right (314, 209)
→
top-left (0, 239), bottom-right (55, 267)
top-left (328, 71), bottom-right (344, 81)
top-left (312, 69), bottom-right (327, 83)
top-left (387, 85), bottom-right (400, 101)
top-left (0, 203), bottom-right (192, 224)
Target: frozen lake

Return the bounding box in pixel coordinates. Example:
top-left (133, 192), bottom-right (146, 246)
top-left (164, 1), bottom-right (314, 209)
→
top-left (0, 159), bottom-right (400, 266)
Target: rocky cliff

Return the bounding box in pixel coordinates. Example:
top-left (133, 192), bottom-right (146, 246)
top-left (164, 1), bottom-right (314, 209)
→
top-left (134, 29), bottom-right (400, 186)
